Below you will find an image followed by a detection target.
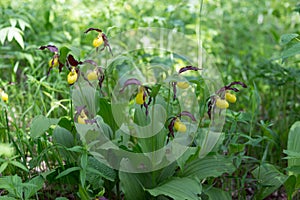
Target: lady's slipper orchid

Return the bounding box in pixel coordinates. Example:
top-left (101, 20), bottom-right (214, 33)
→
top-left (120, 78), bottom-right (152, 116)
top-left (84, 27), bottom-right (113, 56)
top-left (207, 81), bottom-right (247, 119)
top-left (39, 45), bottom-right (64, 75)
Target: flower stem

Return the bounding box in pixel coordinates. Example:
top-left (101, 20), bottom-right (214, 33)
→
top-left (4, 108), bottom-right (11, 142)
top-left (3, 108), bottom-right (23, 160)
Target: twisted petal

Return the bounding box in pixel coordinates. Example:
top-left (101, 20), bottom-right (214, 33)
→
top-left (39, 45), bottom-right (58, 53)
top-left (179, 111), bottom-right (197, 121)
top-left (84, 27), bottom-right (102, 34)
top-left (178, 66), bottom-right (201, 74)
top-left (227, 81), bottom-right (247, 89)
top-left (67, 54), bottom-right (82, 66)
top-left (119, 78), bottom-right (141, 93)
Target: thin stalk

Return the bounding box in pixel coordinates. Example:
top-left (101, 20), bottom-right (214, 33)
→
top-left (4, 108), bottom-right (11, 142)
top-left (105, 48), bottom-right (110, 97)
top-left (116, 175), bottom-right (120, 200)
top-left (151, 97), bottom-right (156, 188)
top-left (166, 83), bottom-right (171, 115)
top-left (4, 108), bottom-right (23, 163)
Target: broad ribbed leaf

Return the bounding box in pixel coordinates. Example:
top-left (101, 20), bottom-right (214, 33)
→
top-left (252, 163), bottom-right (288, 199)
top-left (0, 162), bottom-right (8, 174)
top-left (10, 161), bottom-right (28, 172)
top-left (56, 167), bottom-right (80, 179)
top-left (59, 46), bottom-right (71, 63)
top-left (198, 129), bottom-right (223, 158)
top-left (0, 27), bottom-right (9, 44)
top-left (281, 43), bottom-right (300, 59)
top-left (146, 177), bottom-right (201, 200)
top-left (53, 126), bottom-right (75, 148)
top-left (87, 156), bottom-right (116, 181)
top-left (0, 197), bottom-right (16, 200)
top-left (203, 185), bottom-right (231, 200)
top-left (97, 98), bottom-right (118, 132)
top-left (280, 33), bottom-right (299, 45)
top-left (30, 115), bottom-right (59, 138)
top-left (180, 154), bottom-right (235, 179)
top-left (13, 30), bottom-right (24, 49)
top-left (24, 176), bottom-right (44, 199)
top-left (287, 121), bottom-right (300, 169)
top-left (119, 171), bottom-right (148, 200)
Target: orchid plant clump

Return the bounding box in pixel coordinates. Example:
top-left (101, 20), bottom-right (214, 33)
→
top-left (32, 27), bottom-right (250, 199)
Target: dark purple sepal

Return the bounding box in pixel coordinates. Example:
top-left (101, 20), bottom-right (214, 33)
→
top-left (178, 66), bottom-right (201, 74)
top-left (179, 111), bottom-right (196, 121)
top-left (39, 45), bottom-right (58, 53)
top-left (119, 78), bottom-right (141, 93)
top-left (84, 27), bottom-right (102, 34)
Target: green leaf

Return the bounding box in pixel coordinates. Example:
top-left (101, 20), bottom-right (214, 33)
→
top-left (286, 166), bottom-right (300, 174)
top-left (287, 122), bottom-right (300, 171)
top-left (86, 168), bottom-right (104, 190)
top-left (229, 143), bottom-right (245, 154)
top-left (9, 19), bottom-right (17, 27)
top-left (176, 147), bottom-right (198, 170)
top-left (203, 185), bottom-right (231, 200)
top-left (284, 175), bottom-right (296, 200)
top-left (280, 33), bottom-right (299, 45)
top-left (283, 150), bottom-right (300, 159)
top-left (0, 162), bottom-right (8, 174)
top-left (156, 162), bottom-right (178, 183)
top-left (180, 154), bottom-right (235, 180)
top-left (0, 196), bottom-right (17, 200)
top-left (10, 161), bottom-right (29, 172)
top-left (97, 98), bottom-right (119, 132)
top-left (197, 129), bottom-right (224, 158)
top-left (281, 43), bottom-right (300, 59)
top-left (150, 84), bottom-right (161, 98)
top-left (6, 28), bottom-right (14, 41)
top-left (56, 167), bottom-right (80, 179)
top-left (133, 104), bottom-right (150, 126)
top-left (24, 176), bottom-right (44, 199)
top-left (7, 27), bottom-right (23, 49)
top-left (12, 30), bottom-right (24, 49)
top-left (80, 169), bottom-right (86, 188)
top-left (53, 126), bottom-right (75, 148)
top-left (59, 46), bottom-right (71, 63)
top-left (30, 115), bottom-right (59, 138)
top-left (146, 177), bottom-right (202, 200)
top-left (81, 153), bottom-right (88, 169)
top-left (18, 19), bottom-right (30, 31)
top-left (0, 27), bottom-right (9, 44)
top-left (87, 157), bottom-right (116, 181)
top-left (58, 117), bottom-right (73, 132)
top-left (252, 163), bottom-right (288, 199)
top-left (78, 184), bottom-right (91, 200)
top-left (119, 171), bottom-right (151, 200)
top-left (0, 175), bottom-right (23, 198)
top-left (67, 146), bottom-right (83, 153)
